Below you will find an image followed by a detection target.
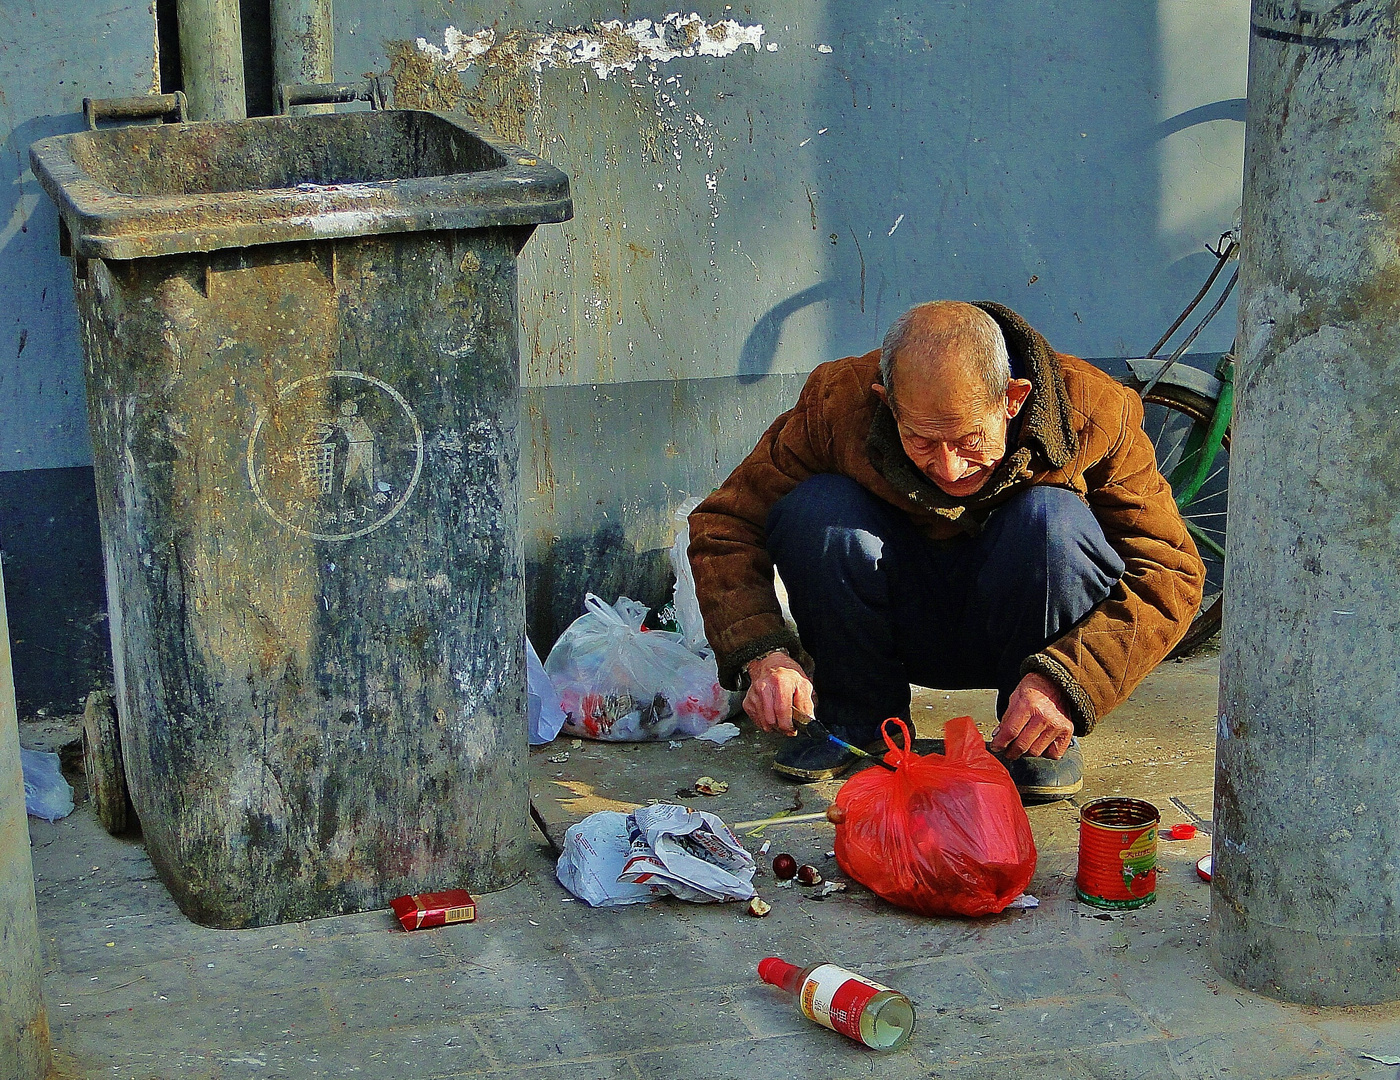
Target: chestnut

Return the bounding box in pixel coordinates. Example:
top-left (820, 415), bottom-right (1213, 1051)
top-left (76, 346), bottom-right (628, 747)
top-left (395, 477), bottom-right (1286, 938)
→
top-left (772, 853), bottom-right (798, 880)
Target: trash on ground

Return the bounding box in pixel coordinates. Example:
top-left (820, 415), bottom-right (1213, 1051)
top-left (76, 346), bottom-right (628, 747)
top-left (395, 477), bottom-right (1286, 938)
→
top-left (747, 896), bottom-right (772, 917)
top-left (772, 853), bottom-right (798, 880)
top-left (555, 803), bottom-right (756, 906)
top-left (1165, 823), bottom-right (1197, 840)
top-left (694, 776), bottom-right (728, 796)
top-left (817, 880), bottom-right (847, 898)
top-left (22, 747), bottom-right (74, 822)
top-left (1197, 855), bottom-right (1213, 881)
top-left (668, 740), bottom-right (683, 749)
top-left (758, 840), bottom-right (772, 857)
top-left (832, 716), bottom-right (1035, 917)
top-left (825, 849), bottom-right (836, 859)
top-left (527, 636), bottom-right (567, 745)
top-left (776, 879), bottom-right (795, 889)
top-left (796, 864), bottom-right (822, 886)
top-left (390, 890), bottom-right (476, 931)
top-left (1077, 797), bottom-right (1159, 909)
top-left (667, 495), bottom-right (711, 654)
top-left (758, 957), bottom-right (915, 1051)
top-left (547, 751), bottom-right (570, 764)
top-left (696, 722), bottom-right (741, 745)
top-left (545, 593), bottom-right (731, 741)
top-left (1359, 1052), bottom-right (1400, 1066)
top-left (571, 738), bottom-right (583, 749)
top-left (1005, 893), bottom-right (1040, 909)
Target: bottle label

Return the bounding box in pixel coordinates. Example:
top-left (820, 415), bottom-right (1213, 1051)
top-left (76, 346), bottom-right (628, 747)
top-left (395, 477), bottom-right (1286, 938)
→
top-left (799, 964), bottom-right (890, 1044)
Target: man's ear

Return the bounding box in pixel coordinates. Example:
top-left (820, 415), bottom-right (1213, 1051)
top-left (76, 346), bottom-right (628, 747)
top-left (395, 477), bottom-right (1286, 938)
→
top-left (1005, 378), bottom-right (1033, 419)
top-left (871, 382), bottom-right (890, 408)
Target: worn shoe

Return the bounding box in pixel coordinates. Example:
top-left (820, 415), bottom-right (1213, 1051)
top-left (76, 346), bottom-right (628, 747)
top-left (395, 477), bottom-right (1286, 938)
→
top-left (911, 736), bottom-right (1084, 804)
top-left (1001, 738), bottom-right (1083, 803)
top-left (772, 727), bottom-right (864, 781)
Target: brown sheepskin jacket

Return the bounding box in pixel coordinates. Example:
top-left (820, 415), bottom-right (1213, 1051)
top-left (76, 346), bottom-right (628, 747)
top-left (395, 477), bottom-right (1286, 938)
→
top-left (688, 302), bottom-right (1206, 736)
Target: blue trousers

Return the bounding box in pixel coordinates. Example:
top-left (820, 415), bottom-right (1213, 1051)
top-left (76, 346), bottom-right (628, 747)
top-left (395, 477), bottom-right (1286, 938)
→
top-left (766, 475), bottom-right (1124, 743)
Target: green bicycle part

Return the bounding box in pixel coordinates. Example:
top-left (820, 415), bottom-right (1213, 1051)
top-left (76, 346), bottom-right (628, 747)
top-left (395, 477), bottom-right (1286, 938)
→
top-left (1167, 360), bottom-right (1234, 511)
top-left (1185, 519), bottom-right (1227, 562)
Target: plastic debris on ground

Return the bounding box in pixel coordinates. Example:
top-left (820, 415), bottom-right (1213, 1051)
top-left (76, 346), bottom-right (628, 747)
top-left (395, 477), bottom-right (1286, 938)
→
top-left (545, 594), bottom-right (730, 741)
top-left (556, 803), bottom-right (756, 907)
top-left (22, 747), bottom-right (74, 821)
top-left (694, 776), bottom-right (728, 796)
top-left (527, 635), bottom-right (566, 745)
top-left (695, 722), bottom-right (741, 745)
top-left (1005, 893), bottom-right (1040, 909)
top-left (547, 751), bottom-right (569, 764)
top-left (833, 716), bottom-right (1036, 917)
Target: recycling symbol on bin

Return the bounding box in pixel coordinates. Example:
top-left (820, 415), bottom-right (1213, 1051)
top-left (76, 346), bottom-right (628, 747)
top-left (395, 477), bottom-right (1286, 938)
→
top-left (246, 371), bottom-right (424, 541)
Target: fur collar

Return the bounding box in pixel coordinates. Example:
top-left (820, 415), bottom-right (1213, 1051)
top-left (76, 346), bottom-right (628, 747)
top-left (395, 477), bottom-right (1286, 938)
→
top-left (865, 301), bottom-right (1079, 523)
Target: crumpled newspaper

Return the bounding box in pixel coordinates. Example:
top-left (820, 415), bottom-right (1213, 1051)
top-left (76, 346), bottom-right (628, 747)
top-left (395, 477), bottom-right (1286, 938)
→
top-left (556, 803), bottom-right (756, 907)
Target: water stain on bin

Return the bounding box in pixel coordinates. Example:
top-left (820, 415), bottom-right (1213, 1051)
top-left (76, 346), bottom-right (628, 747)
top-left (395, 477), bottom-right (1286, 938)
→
top-left (30, 107), bottom-right (571, 927)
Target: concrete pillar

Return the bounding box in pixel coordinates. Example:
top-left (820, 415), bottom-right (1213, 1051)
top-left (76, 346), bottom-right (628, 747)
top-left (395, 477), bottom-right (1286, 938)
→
top-left (1212, 1), bottom-right (1400, 1005)
top-left (0, 566), bottom-right (52, 1080)
top-left (176, 0), bottom-right (246, 120)
top-left (270, 0), bottom-right (333, 114)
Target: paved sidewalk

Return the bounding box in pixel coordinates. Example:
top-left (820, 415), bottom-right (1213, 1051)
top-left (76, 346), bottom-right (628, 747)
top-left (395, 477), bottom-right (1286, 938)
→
top-left (25, 649), bottom-right (1400, 1078)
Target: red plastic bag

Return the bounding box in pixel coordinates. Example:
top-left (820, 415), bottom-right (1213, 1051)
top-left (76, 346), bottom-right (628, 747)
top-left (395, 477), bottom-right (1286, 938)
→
top-left (833, 716), bottom-right (1037, 917)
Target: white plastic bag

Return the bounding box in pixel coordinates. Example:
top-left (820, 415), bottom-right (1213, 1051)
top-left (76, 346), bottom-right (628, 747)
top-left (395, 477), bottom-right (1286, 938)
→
top-left (555, 803), bottom-right (755, 907)
top-left (545, 594), bottom-right (728, 740)
top-left (669, 496), bottom-right (708, 653)
top-left (22, 747), bottom-right (73, 822)
top-left (527, 635), bottom-right (566, 745)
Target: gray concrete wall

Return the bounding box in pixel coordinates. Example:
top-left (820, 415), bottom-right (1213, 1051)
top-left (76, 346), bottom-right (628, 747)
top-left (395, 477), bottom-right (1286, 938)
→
top-left (0, 563), bottom-right (51, 1080)
top-left (0, 2), bottom-right (1250, 706)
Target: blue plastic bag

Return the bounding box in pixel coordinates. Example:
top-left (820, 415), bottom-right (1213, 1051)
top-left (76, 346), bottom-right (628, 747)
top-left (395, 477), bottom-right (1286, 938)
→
top-left (21, 747), bottom-right (73, 822)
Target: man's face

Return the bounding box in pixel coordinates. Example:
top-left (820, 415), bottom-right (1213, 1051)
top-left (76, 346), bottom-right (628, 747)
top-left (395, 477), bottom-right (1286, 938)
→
top-left (873, 349), bottom-right (1032, 498)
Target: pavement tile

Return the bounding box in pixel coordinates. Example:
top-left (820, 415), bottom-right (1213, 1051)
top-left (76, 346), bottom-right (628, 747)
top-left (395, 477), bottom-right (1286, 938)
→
top-left (914, 993), bottom-right (1157, 1065)
top-left (1160, 1027), bottom-right (1375, 1080)
top-left (633, 1033), bottom-right (927, 1080)
top-left (326, 959), bottom-right (590, 1029)
top-left (48, 1015), bottom-right (220, 1079)
top-left (973, 942), bottom-right (1111, 1003)
top-left (192, 932), bottom-right (451, 998)
top-left (922, 1048), bottom-right (1087, 1079)
top-left (1066, 1037), bottom-right (1186, 1079)
top-left (210, 1036), bottom-right (370, 1079)
top-left (448, 1056), bottom-right (641, 1080)
top-left (44, 956), bottom-right (192, 1020)
top-left (467, 989), bottom-right (748, 1065)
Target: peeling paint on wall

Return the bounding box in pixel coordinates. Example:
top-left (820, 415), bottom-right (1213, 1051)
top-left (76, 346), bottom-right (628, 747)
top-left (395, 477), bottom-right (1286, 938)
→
top-left (416, 14), bottom-right (764, 81)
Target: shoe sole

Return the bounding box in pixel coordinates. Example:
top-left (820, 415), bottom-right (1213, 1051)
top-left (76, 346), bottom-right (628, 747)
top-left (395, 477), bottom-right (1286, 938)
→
top-left (1016, 777), bottom-right (1084, 803)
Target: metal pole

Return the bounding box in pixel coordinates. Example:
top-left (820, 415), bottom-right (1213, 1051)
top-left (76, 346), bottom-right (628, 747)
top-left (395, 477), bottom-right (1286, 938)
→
top-left (0, 566), bottom-right (52, 1080)
top-left (175, 0), bottom-right (247, 121)
top-left (1212, 0), bottom-right (1400, 1005)
top-left (271, 0), bottom-right (333, 115)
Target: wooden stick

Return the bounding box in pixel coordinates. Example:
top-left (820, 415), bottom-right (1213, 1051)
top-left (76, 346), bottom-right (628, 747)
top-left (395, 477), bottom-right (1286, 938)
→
top-left (731, 810), bottom-right (832, 830)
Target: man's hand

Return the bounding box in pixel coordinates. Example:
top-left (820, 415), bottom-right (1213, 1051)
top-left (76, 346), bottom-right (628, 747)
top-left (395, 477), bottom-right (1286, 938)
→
top-left (743, 651), bottom-right (814, 736)
top-left (991, 673), bottom-right (1075, 760)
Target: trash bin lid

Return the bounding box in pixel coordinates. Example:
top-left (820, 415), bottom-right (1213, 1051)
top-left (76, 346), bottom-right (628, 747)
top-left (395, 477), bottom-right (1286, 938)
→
top-left (29, 109), bottom-right (572, 260)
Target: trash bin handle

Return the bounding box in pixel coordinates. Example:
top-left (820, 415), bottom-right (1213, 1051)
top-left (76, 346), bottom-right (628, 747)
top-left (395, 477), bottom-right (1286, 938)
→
top-left (84, 92), bottom-right (189, 130)
top-left (276, 76), bottom-right (392, 116)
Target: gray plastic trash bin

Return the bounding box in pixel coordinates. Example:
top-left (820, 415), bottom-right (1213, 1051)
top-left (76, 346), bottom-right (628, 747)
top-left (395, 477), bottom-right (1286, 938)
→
top-left (30, 102), bottom-right (571, 927)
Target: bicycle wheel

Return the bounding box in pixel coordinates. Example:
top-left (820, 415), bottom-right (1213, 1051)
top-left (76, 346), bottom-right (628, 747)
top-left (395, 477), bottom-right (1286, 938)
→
top-left (1131, 381), bottom-right (1229, 656)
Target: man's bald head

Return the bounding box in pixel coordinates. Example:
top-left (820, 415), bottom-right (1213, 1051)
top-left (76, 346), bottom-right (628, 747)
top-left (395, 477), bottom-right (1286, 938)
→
top-left (879, 301), bottom-right (1011, 415)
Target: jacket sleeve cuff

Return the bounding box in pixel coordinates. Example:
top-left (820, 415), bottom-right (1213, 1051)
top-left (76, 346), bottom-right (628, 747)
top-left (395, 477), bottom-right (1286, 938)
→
top-left (717, 628), bottom-right (810, 692)
top-left (1020, 652), bottom-right (1098, 736)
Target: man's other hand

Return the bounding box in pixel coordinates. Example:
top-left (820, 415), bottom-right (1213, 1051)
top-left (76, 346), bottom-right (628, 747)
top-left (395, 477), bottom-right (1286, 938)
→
top-left (744, 651), bottom-right (814, 736)
top-left (991, 673), bottom-right (1075, 760)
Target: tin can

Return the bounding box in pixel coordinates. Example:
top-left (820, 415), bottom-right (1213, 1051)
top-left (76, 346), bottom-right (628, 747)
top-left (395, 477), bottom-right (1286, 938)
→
top-left (1076, 798), bottom-right (1159, 909)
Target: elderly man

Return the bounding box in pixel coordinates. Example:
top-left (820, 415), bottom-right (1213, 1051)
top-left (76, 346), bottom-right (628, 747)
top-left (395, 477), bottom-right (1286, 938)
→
top-left (688, 301), bottom-right (1205, 798)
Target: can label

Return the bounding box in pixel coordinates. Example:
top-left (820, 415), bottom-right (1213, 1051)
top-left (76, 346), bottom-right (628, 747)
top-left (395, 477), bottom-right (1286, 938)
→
top-left (799, 964), bottom-right (888, 1043)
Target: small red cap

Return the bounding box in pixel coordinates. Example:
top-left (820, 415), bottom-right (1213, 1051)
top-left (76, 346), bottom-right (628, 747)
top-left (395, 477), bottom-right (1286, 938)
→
top-left (758, 957), bottom-right (802, 993)
top-left (1169, 823), bottom-right (1197, 840)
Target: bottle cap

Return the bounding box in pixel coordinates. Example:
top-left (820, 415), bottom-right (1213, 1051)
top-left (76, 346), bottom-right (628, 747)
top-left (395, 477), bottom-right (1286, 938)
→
top-left (1169, 823), bottom-right (1197, 840)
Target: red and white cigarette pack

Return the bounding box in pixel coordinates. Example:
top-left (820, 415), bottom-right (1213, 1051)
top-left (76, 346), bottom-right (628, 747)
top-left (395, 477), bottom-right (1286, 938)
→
top-left (390, 889), bottom-right (477, 931)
